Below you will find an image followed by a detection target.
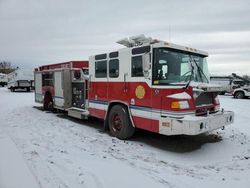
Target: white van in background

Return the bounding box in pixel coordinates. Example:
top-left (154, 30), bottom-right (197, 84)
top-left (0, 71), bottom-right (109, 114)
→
top-left (0, 73), bottom-right (7, 87)
top-left (7, 69), bottom-right (34, 92)
top-left (210, 76), bottom-right (245, 94)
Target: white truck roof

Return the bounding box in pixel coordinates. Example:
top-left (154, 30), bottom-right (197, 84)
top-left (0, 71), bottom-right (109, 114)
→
top-left (8, 69), bottom-right (34, 80)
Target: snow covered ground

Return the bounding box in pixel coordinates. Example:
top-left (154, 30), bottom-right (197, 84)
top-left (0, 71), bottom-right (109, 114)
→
top-left (0, 87), bottom-right (250, 188)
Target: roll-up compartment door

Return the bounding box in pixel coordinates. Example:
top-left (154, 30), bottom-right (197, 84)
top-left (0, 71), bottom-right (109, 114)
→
top-left (54, 71), bottom-right (64, 108)
top-left (35, 72), bottom-right (42, 103)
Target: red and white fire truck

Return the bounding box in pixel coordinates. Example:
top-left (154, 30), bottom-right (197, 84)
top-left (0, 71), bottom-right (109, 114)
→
top-left (34, 35), bottom-right (234, 139)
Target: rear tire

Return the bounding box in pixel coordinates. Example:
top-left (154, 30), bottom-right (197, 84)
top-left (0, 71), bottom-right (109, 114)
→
top-left (43, 92), bottom-right (53, 111)
top-left (108, 105), bottom-right (135, 140)
top-left (234, 91), bottom-right (244, 99)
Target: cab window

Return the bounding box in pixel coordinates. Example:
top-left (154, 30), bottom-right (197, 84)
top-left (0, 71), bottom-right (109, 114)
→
top-left (95, 60), bottom-right (107, 78)
top-left (131, 56), bottom-right (143, 77)
top-left (109, 59), bottom-right (119, 78)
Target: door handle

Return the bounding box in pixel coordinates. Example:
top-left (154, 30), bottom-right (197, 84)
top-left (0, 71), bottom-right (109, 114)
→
top-left (123, 73), bottom-right (128, 92)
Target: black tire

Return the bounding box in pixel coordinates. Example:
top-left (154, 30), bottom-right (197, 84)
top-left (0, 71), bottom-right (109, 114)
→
top-left (234, 91), bottom-right (244, 99)
top-left (26, 87), bottom-right (30, 92)
top-left (219, 91), bottom-right (226, 95)
top-left (43, 92), bottom-right (53, 111)
top-left (108, 105), bottom-right (135, 140)
top-left (10, 87), bottom-right (15, 92)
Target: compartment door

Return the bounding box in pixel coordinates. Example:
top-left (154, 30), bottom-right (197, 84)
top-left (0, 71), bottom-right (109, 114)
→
top-left (35, 72), bottom-right (42, 103)
top-left (54, 71), bottom-right (64, 108)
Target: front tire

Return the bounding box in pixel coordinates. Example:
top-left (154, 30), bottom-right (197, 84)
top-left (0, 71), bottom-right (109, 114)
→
top-left (234, 91), bottom-right (244, 99)
top-left (108, 105), bottom-right (135, 140)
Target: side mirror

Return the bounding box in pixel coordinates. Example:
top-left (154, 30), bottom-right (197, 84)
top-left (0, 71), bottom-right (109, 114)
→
top-left (142, 53), bottom-right (151, 78)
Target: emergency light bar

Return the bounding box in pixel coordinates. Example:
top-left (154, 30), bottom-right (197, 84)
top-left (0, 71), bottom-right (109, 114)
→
top-left (117, 34), bottom-right (157, 48)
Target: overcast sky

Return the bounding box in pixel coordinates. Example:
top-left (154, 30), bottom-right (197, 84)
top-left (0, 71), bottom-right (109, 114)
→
top-left (0, 0), bottom-right (249, 75)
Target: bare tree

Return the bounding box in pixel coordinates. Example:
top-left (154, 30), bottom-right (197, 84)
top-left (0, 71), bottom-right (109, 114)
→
top-left (242, 75), bottom-right (250, 81)
top-left (0, 61), bottom-right (16, 74)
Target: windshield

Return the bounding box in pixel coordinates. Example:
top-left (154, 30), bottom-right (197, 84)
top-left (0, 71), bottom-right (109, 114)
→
top-left (152, 48), bottom-right (209, 85)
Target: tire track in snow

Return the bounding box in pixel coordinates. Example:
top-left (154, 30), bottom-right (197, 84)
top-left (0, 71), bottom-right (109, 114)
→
top-left (2, 107), bottom-right (108, 188)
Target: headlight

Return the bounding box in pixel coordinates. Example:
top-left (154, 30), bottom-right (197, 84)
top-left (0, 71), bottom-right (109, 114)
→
top-left (171, 101), bottom-right (190, 109)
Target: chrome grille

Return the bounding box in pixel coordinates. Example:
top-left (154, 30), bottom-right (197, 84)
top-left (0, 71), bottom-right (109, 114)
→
top-left (195, 92), bottom-right (213, 106)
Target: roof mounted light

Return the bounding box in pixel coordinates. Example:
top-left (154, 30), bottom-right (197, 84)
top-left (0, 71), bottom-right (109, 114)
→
top-left (117, 34), bottom-right (158, 48)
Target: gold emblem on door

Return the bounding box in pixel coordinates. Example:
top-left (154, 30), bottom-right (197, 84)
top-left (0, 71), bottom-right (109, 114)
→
top-left (135, 85), bottom-right (145, 99)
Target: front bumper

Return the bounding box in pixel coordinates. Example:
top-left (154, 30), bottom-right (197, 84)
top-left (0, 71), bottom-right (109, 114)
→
top-left (159, 110), bottom-right (234, 135)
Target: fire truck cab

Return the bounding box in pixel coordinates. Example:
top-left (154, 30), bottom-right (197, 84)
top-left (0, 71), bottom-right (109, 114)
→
top-left (35, 35), bottom-right (234, 140)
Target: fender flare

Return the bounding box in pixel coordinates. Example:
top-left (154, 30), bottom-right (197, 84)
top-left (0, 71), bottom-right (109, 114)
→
top-left (104, 100), bottom-right (135, 130)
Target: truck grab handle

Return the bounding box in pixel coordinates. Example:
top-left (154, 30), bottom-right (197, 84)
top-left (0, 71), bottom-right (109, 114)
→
top-left (124, 73), bottom-right (128, 92)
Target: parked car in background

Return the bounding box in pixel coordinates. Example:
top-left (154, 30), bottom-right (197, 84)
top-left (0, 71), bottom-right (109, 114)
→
top-left (0, 73), bottom-right (7, 87)
top-left (232, 73), bottom-right (250, 99)
top-left (233, 86), bottom-right (250, 99)
top-left (7, 69), bottom-right (34, 92)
